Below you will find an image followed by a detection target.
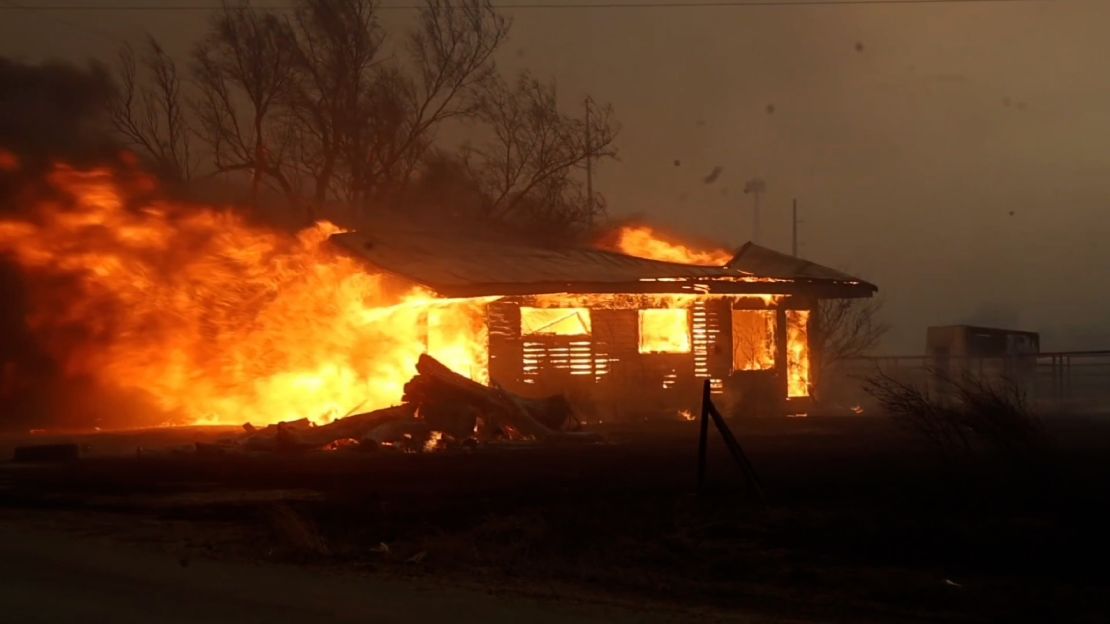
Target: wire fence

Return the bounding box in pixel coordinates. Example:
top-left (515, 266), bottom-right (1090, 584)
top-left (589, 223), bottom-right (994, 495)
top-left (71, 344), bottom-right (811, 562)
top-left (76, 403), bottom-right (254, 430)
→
top-left (832, 351), bottom-right (1110, 414)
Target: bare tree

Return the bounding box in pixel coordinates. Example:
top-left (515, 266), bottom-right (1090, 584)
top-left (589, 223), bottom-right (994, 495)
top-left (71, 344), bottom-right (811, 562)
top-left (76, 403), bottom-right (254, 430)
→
top-left (811, 298), bottom-right (889, 371)
top-left (344, 0), bottom-right (510, 203)
top-left (864, 367), bottom-right (1045, 458)
top-left (102, 0), bottom-right (619, 234)
top-left (192, 1), bottom-right (301, 207)
top-left (807, 297), bottom-right (888, 404)
top-left (285, 0), bottom-right (384, 209)
top-left (464, 71), bottom-right (617, 229)
top-left (110, 37), bottom-right (196, 182)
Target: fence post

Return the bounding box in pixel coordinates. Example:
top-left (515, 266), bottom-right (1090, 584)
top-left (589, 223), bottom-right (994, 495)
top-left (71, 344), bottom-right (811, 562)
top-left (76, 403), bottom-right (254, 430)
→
top-left (706, 400), bottom-right (765, 502)
top-left (696, 379), bottom-right (765, 502)
top-left (697, 379), bottom-right (710, 493)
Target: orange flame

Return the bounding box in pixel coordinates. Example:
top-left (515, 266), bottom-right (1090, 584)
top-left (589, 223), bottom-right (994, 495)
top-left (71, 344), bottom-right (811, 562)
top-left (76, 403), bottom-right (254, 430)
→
top-left (731, 310), bottom-right (776, 371)
top-left (603, 224), bottom-right (813, 399)
top-left (605, 225), bottom-right (733, 266)
top-left (786, 310), bottom-right (811, 398)
top-left (637, 308), bottom-right (691, 354)
top-left (0, 162), bottom-right (489, 427)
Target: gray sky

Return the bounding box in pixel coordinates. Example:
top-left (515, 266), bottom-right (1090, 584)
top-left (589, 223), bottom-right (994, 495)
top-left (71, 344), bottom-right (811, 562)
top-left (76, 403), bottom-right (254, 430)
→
top-left (1, 0), bottom-right (1107, 352)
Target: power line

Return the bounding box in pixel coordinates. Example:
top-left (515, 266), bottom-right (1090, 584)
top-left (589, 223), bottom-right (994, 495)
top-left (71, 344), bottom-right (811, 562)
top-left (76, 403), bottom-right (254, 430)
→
top-left (0, 0), bottom-right (116, 41)
top-left (0, 0), bottom-right (1055, 11)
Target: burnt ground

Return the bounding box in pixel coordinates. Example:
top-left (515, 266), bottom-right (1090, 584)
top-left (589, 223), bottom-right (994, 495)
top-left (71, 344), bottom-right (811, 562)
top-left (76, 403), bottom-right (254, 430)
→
top-left (1, 415), bottom-right (1109, 623)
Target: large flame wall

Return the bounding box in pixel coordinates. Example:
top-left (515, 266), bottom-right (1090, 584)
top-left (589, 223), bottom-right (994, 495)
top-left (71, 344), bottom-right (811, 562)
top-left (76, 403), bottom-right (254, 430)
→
top-left (0, 159), bottom-right (813, 429)
top-left (0, 160), bottom-right (489, 427)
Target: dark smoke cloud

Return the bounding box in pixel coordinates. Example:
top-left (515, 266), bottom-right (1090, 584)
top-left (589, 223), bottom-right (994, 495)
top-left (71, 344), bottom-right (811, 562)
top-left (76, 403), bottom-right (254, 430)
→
top-left (0, 57), bottom-right (117, 171)
top-left (0, 58), bottom-right (121, 428)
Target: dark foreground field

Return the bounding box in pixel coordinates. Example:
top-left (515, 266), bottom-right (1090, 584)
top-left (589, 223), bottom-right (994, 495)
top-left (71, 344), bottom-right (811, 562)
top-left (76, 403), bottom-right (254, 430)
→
top-left (1, 415), bottom-right (1108, 623)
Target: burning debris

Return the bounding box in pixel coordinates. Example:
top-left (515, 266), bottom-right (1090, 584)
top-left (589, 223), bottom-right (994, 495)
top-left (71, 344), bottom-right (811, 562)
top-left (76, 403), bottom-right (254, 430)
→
top-left (226, 354), bottom-right (598, 454)
top-left (0, 156), bottom-right (875, 432)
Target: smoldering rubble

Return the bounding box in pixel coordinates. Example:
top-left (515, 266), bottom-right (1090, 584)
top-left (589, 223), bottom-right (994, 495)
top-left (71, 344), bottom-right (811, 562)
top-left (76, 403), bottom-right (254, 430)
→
top-left (197, 354), bottom-right (601, 456)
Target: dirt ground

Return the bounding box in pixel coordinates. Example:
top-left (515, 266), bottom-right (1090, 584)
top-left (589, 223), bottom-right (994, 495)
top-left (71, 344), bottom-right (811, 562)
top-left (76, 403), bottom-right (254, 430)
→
top-left (1, 415), bottom-right (1108, 623)
top-left (0, 520), bottom-right (722, 624)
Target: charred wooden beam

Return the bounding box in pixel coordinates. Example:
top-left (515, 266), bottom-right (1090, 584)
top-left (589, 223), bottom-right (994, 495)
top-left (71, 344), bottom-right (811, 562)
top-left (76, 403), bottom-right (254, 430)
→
top-left (406, 354), bottom-right (598, 444)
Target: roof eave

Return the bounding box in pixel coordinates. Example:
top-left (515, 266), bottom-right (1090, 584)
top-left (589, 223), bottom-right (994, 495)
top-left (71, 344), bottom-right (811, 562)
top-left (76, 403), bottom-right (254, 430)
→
top-left (423, 278), bottom-right (878, 299)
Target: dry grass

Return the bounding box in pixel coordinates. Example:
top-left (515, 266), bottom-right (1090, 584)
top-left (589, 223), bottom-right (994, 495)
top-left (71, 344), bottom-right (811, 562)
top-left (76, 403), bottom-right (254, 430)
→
top-left (864, 368), bottom-right (1046, 457)
top-left (3, 419), bottom-right (1107, 621)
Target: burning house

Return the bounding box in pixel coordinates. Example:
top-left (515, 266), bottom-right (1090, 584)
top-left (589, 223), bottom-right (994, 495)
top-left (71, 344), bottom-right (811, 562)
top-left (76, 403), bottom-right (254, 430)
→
top-left (332, 226), bottom-right (877, 419)
top-left (0, 160), bottom-right (875, 428)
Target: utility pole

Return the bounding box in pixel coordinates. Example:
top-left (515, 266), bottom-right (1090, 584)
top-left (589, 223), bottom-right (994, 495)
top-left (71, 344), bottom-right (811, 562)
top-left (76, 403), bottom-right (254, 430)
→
top-left (584, 96), bottom-right (594, 229)
top-left (792, 198), bottom-right (798, 257)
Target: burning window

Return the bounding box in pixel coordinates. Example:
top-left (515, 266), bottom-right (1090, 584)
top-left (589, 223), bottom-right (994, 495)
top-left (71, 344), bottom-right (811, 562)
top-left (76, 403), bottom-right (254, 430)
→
top-left (638, 309), bottom-right (691, 354)
top-left (786, 310), bottom-right (811, 397)
top-left (520, 307), bottom-right (592, 336)
top-left (731, 309), bottom-right (776, 371)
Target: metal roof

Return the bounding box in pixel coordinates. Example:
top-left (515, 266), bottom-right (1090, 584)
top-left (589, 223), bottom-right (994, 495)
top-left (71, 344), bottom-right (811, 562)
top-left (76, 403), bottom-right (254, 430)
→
top-left (330, 228), bottom-right (875, 298)
top-left (727, 242), bottom-right (868, 283)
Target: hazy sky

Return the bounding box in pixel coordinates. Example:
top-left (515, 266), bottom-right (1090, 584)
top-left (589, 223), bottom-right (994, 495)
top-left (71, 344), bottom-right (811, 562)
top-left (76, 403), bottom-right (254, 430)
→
top-left (1, 0), bottom-right (1108, 352)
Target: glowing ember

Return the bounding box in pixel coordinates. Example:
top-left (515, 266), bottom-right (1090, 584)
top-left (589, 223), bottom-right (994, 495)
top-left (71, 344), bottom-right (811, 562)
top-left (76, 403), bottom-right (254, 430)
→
top-left (322, 437), bottom-right (360, 451)
top-left (605, 225), bottom-right (733, 266)
top-left (678, 409), bottom-right (695, 421)
top-left (0, 160), bottom-right (489, 427)
top-left (423, 430), bottom-right (445, 452)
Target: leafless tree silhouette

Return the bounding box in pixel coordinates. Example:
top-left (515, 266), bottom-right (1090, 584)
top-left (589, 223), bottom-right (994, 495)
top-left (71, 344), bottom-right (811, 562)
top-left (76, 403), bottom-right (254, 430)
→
top-left (110, 37), bottom-right (197, 182)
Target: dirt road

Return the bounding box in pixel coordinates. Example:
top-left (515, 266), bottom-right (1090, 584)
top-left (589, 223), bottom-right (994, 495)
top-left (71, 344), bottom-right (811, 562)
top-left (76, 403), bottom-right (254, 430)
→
top-left (0, 521), bottom-right (726, 624)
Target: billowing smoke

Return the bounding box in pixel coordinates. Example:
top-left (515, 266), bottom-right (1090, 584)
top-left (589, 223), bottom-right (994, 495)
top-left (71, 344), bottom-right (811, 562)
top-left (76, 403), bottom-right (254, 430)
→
top-left (0, 57), bottom-right (122, 429)
top-left (0, 57), bottom-right (116, 176)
